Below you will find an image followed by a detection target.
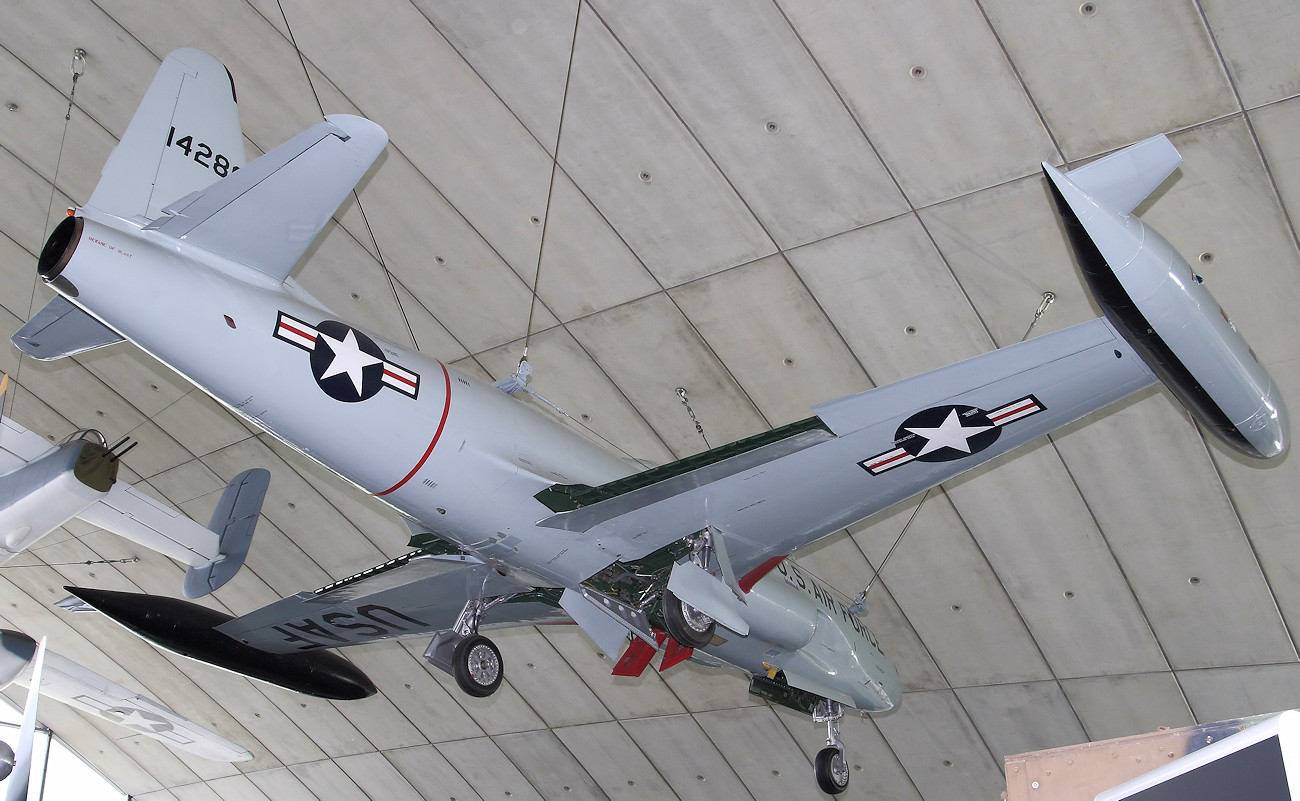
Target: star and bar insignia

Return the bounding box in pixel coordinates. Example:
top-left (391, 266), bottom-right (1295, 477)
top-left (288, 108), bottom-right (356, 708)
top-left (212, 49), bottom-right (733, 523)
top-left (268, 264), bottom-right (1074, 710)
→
top-left (860, 395), bottom-right (1045, 476)
top-left (274, 311), bottom-right (420, 403)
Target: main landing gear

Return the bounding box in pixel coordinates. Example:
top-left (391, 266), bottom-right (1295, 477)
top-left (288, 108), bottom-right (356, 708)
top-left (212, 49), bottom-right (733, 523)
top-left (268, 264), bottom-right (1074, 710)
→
top-left (813, 699), bottom-right (850, 795)
top-left (424, 597), bottom-right (507, 697)
top-left (661, 588), bottom-right (715, 648)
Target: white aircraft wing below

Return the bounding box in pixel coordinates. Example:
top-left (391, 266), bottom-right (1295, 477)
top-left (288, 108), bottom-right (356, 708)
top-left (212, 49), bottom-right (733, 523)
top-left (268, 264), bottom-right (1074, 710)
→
top-left (0, 631), bottom-right (251, 763)
top-left (534, 315), bottom-right (1159, 581)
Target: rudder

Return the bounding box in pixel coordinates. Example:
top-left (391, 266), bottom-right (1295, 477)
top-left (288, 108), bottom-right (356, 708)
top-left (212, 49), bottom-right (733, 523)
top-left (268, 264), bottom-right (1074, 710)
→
top-left (87, 48), bottom-right (244, 221)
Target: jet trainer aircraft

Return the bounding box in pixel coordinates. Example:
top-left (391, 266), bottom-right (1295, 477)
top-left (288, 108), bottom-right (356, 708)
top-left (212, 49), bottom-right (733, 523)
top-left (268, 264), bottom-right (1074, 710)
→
top-left (15, 49), bottom-right (1287, 794)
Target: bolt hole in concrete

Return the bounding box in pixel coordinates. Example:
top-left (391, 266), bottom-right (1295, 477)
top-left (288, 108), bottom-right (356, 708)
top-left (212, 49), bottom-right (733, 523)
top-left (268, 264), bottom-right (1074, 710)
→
top-left (905, 325), bottom-right (918, 336)
top-left (1080, 2), bottom-right (1098, 16)
top-left (766, 121), bottom-right (779, 133)
top-left (1199, 251), bottom-right (1215, 263)
top-left (910, 65), bottom-right (926, 79)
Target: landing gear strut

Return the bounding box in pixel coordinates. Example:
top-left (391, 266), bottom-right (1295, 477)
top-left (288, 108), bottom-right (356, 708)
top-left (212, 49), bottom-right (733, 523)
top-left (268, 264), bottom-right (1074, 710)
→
top-left (424, 596), bottom-right (509, 697)
top-left (813, 699), bottom-right (849, 795)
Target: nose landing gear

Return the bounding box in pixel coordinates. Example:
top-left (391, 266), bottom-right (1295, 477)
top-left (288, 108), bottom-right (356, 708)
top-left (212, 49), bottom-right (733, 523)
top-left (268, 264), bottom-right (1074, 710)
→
top-left (813, 699), bottom-right (850, 795)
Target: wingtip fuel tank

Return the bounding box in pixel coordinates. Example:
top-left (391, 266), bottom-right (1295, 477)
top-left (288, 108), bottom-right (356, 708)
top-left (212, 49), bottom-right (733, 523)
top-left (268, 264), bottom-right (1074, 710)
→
top-left (1043, 140), bottom-right (1288, 459)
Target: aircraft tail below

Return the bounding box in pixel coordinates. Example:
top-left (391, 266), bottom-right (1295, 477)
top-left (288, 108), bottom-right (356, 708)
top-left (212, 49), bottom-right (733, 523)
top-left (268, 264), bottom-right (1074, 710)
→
top-left (1059, 134), bottom-right (1183, 215)
top-left (87, 48), bottom-right (244, 222)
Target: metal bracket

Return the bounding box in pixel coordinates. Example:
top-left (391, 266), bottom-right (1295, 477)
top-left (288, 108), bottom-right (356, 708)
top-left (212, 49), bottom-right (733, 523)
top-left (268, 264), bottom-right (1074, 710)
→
top-left (814, 698), bottom-right (846, 752)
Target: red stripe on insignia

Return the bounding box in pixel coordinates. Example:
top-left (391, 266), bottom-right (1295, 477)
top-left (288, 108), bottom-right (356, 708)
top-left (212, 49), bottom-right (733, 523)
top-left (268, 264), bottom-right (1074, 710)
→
top-left (738, 554), bottom-right (788, 594)
top-left (988, 399), bottom-right (1039, 423)
top-left (375, 362), bottom-right (452, 497)
top-left (383, 368), bottom-right (417, 388)
top-left (278, 321), bottom-right (316, 343)
top-left (869, 450), bottom-right (910, 470)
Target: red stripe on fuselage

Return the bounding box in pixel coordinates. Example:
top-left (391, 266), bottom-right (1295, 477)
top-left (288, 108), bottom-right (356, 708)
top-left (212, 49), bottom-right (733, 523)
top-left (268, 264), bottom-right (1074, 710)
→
top-left (374, 362), bottom-right (452, 496)
top-left (738, 554), bottom-right (789, 594)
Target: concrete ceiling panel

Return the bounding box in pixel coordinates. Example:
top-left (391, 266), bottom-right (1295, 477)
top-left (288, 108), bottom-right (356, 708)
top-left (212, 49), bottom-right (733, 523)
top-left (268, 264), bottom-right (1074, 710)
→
top-left (1052, 390), bottom-right (1297, 669)
top-left (1200, 0), bottom-right (1300, 108)
top-left (344, 642), bottom-right (485, 744)
top-left (1252, 96), bottom-right (1300, 225)
top-left (980, 0), bottom-right (1236, 159)
top-left (788, 215), bottom-right (991, 384)
top-left (496, 728), bottom-right (611, 800)
top-left (694, 706), bottom-right (820, 801)
top-left (566, 293), bottom-right (767, 456)
top-left (781, 0), bottom-right (1058, 207)
top-left (945, 446), bottom-right (1168, 678)
top-left (922, 174), bottom-right (1097, 348)
top-left (287, 759), bottom-right (369, 801)
top-left (206, 775), bottom-right (271, 801)
top-left (1059, 673), bottom-right (1195, 741)
top-left (436, 736), bottom-right (546, 801)
top-left (333, 752), bottom-right (424, 800)
top-left (957, 680), bottom-right (1088, 760)
top-left (670, 254), bottom-right (869, 426)
top-left (1177, 664), bottom-right (1300, 722)
top-left (621, 714), bottom-right (754, 801)
top-left (554, 721), bottom-right (677, 800)
top-left (383, 745), bottom-right (485, 801)
top-left (873, 688), bottom-right (1005, 801)
top-left (595, 0), bottom-right (906, 247)
top-left (846, 491), bottom-right (1053, 687)
top-left (244, 767), bottom-right (323, 801)
top-left (492, 626), bottom-right (613, 728)
top-left (472, 327), bottom-right (676, 466)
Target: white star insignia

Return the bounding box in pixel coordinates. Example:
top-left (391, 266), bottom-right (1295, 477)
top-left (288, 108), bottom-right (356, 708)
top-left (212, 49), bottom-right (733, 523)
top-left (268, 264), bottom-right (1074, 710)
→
top-left (906, 409), bottom-right (994, 456)
top-left (318, 329), bottom-right (381, 394)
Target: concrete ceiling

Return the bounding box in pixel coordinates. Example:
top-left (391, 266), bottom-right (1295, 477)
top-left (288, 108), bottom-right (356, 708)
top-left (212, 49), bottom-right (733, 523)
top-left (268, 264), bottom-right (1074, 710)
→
top-left (3, 1), bottom-right (1300, 799)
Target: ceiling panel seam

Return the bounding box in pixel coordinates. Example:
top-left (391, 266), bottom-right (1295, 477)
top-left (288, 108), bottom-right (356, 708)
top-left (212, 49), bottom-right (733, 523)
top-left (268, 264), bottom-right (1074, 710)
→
top-left (969, 0), bottom-right (1066, 167)
top-left (1190, 0), bottom-right (1300, 257)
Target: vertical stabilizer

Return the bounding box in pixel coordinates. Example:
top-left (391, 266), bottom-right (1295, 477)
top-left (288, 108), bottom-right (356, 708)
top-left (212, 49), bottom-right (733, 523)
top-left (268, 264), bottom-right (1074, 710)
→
top-left (87, 48), bottom-right (243, 221)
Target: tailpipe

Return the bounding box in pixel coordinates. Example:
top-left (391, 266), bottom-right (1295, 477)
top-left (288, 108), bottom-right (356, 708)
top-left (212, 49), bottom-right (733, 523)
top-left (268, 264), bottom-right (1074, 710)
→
top-left (65, 587), bottom-right (376, 700)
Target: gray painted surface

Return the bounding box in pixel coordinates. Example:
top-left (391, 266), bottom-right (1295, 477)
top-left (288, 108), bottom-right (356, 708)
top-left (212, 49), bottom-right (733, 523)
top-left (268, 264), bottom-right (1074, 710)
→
top-left (1, 1), bottom-right (1299, 799)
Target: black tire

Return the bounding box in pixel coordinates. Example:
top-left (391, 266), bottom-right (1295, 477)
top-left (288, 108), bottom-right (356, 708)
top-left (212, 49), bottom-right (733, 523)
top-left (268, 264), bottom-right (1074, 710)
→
top-left (815, 746), bottom-right (850, 795)
top-left (453, 634), bottom-right (503, 697)
top-left (661, 588), bottom-right (715, 648)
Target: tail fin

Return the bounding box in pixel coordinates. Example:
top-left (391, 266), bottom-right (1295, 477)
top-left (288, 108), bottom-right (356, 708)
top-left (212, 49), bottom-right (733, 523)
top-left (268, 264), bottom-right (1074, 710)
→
top-left (87, 48), bottom-right (243, 222)
top-left (1058, 135), bottom-right (1182, 215)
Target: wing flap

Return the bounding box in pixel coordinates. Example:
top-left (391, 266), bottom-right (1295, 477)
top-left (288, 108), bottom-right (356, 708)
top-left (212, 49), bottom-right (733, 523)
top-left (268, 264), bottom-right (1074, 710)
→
top-left (145, 114), bottom-right (387, 282)
top-left (215, 553), bottom-right (556, 654)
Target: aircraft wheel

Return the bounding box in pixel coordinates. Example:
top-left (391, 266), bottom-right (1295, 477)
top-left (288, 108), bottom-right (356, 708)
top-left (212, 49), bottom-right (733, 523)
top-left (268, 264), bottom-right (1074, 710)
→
top-left (815, 746), bottom-right (850, 795)
top-left (453, 634), bottom-right (503, 697)
top-left (662, 589), bottom-right (715, 648)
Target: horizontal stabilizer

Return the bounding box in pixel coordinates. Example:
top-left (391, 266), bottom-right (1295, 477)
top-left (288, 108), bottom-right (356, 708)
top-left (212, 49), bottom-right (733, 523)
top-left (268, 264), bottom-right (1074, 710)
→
top-left (64, 586), bottom-right (377, 700)
top-left (1052, 134), bottom-right (1182, 215)
top-left (11, 296), bottom-right (123, 361)
top-left (144, 115), bottom-right (388, 282)
top-left (77, 482), bottom-right (220, 568)
top-left (183, 468), bottom-right (269, 599)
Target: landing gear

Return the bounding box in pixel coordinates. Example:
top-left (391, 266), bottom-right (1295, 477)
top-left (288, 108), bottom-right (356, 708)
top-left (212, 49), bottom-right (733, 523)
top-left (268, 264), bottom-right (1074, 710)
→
top-left (813, 699), bottom-right (849, 795)
top-left (453, 634), bottom-right (502, 697)
top-left (661, 588), bottom-right (715, 648)
top-left (424, 596), bottom-right (511, 698)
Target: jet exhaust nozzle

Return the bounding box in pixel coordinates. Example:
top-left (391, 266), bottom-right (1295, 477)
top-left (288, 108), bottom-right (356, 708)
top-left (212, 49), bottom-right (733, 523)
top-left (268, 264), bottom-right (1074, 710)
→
top-left (65, 586), bottom-right (377, 700)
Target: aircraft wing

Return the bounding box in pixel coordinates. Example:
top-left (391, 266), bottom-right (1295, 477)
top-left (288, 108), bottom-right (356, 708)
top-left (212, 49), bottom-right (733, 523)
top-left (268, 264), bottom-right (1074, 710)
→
top-left (215, 552), bottom-right (567, 654)
top-left (536, 315), bottom-right (1159, 581)
top-left (15, 647), bottom-right (251, 762)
